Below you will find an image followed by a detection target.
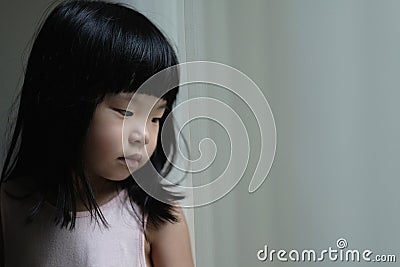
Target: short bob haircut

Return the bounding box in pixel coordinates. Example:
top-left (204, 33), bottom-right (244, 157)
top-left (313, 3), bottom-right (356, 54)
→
top-left (1, 0), bottom-right (184, 230)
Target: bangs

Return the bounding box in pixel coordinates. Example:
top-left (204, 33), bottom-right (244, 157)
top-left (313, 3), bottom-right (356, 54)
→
top-left (32, 1), bottom-right (179, 105)
top-left (71, 2), bottom-right (179, 99)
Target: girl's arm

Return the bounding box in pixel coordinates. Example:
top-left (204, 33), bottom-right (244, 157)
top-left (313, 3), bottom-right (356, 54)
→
top-left (147, 206), bottom-right (194, 267)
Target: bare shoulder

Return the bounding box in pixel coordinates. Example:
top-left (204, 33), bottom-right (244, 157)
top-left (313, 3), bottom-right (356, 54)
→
top-left (145, 206), bottom-right (194, 267)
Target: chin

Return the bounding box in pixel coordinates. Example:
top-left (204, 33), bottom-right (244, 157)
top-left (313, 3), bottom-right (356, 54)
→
top-left (103, 171), bottom-right (131, 182)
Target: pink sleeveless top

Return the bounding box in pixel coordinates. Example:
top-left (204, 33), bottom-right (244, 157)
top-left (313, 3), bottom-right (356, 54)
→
top-left (1, 187), bottom-right (148, 267)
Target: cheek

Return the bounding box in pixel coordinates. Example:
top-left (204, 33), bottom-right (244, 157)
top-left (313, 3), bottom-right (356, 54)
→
top-left (145, 127), bottom-right (159, 157)
top-left (90, 126), bottom-right (121, 153)
top-left (86, 117), bottom-right (123, 157)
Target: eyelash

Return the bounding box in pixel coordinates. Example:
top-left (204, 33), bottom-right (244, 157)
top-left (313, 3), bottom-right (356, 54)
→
top-left (114, 108), bottom-right (162, 123)
top-left (114, 108), bottom-right (133, 117)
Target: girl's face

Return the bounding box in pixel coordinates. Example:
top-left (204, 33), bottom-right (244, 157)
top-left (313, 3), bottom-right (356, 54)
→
top-left (83, 92), bottom-right (167, 182)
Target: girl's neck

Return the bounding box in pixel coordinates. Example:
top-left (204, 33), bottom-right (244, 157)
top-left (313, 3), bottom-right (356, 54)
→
top-left (75, 175), bottom-right (119, 212)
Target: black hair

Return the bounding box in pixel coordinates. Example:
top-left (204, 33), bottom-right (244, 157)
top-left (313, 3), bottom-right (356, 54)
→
top-left (1, 0), bottom-right (184, 231)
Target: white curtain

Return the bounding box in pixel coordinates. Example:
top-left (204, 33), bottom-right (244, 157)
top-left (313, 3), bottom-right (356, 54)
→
top-left (189, 1), bottom-right (400, 266)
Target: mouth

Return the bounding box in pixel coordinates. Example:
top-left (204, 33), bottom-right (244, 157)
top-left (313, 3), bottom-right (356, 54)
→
top-left (118, 154), bottom-right (142, 168)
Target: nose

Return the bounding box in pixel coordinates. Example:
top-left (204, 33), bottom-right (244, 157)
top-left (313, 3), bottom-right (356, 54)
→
top-left (128, 122), bottom-right (149, 145)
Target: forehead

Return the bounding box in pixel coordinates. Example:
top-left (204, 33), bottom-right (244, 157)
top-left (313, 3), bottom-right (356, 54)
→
top-left (109, 92), bottom-right (167, 109)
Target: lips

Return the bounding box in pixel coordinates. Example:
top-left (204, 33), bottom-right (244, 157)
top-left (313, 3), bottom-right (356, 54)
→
top-left (118, 154), bottom-right (142, 168)
top-left (124, 154), bottom-right (142, 161)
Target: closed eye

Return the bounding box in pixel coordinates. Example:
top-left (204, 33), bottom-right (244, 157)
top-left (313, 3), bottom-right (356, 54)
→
top-left (113, 108), bottom-right (133, 117)
top-left (151, 117), bottom-right (162, 123)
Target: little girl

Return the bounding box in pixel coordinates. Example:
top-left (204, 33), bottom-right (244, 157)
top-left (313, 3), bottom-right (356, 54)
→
top-left (0, 1), bottom-right (194, 266)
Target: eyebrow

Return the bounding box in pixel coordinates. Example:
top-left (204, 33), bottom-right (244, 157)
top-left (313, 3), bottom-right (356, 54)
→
top-left (115, 94), bottom-right (167, 110)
